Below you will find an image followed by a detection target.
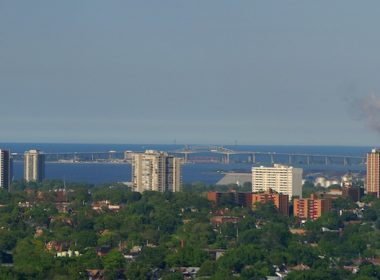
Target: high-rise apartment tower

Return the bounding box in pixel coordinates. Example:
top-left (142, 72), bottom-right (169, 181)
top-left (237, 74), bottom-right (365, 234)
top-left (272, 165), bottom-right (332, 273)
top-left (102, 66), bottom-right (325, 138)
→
top-left (24, 149), bottom-right (45, 182)
top-left (0, 150), bottom-right (11, 191)
top-left (366, 148), bottom-right (380, 197)
top-left (132, 150), bottom-right (181, 193)
top-left (252, 164), bottom-right (302, 200)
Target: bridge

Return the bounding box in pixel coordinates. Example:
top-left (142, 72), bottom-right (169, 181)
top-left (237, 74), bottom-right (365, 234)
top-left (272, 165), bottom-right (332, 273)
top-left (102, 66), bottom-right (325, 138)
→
top-left (10, 145), bottom-right (366, 167)
top-left (171, 146), bottom-right (366, 166)
top-left (11, 151), bottom-right (126, 163)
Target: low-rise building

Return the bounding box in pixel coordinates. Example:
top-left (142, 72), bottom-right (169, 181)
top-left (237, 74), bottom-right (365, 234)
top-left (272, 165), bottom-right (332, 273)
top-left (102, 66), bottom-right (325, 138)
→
top-left (342, 187), bottom-right (364, 202)
top-left (207, 191), bottom-right (252, 208)
top-left (210, 216), bottom-right (241, 226)
top-left (91, 200), bottom-right (121, 212)
top-left (46, 241), bottom-right (66, 252)
top-left (289, 228), bottom-right (306, 235)
top-left (204, 249), bottom-right (226, 261)
top-left (96, 246), bottom-right (111, 257)
top-left (56, 250), bottom-right (80, 257)
top-left (252, 189), bottom-right (289, 216)
top-left (315, 177), bottom-right (340, 188)
top-left (293, 194), bottom-right (332, 220)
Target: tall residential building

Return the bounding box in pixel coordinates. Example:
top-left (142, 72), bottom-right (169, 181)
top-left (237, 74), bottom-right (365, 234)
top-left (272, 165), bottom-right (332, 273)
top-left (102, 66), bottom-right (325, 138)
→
top-left (132, 150), bottom-right (181, 193)
top-left (0, 150), bottom-right (11, 191)
top-left (24, 149), bottom-right (45, 182)
top-left (252, 164), bottom-right (302, 200)
top-left (366, 149), bottom-right (380, 197)
top-left (293, 194), bottom-right (332, 220)
top-left (252, 189), bottom-right (289, 216)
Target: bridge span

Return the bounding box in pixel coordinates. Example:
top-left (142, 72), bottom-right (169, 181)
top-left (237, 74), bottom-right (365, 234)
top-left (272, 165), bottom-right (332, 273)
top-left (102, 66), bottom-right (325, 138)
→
top-left (10, 146), bottom-right (367, 167)
top-left (172, 146), bottom-right (366, 166)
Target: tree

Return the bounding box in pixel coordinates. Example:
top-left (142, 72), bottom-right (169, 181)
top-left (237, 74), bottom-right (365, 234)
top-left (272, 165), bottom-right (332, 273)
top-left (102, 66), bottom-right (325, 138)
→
top-left (217, 193), bottom-right (237, 208)
top-left (0, 229), bottom-right (17, 251)
top-left (333, 197), bottom-right (357, 210)
top-left (13, 238), bottom-right (53, 278)
top-left (286, 268), bottom-right (348, 280)
top-left (79, 248), bottom-right (103, 270)
top-left (103, 249), bottom-right (125, 279)
top-left (286, 241), bottom-right (319, 267)
top-left (137, 247), bottom-right (166, 269)
top-left (71, 231), bottom-right (97, 250)
top-left (363, 208), bottom-right (377, 222)
top-left (0, 266), bottom-right (19, 279)
top-left (254, 201), bottom-right (283, 221)
top-left (240, 261), bottom-right (274, 279)
top-left (166, 246), bottom-right (209, 267)
top-left (355, 263), bottom-right (380, 279)
top-left (161, 272), bottom-right (183, 280)
top-left (217, 244), bottom-right (265, 273)
top-left (97, 231), bottom-right (121, 247)
top-left (125, 262), bottom-right (151, 280)
top-left (210, 269), bottom-right (233, 280)
top-left (197, 260), bottom-right (216, 277)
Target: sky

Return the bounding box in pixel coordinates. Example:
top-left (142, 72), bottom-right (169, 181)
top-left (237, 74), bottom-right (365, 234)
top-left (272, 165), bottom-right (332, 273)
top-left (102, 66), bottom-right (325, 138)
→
top-left (1, 1), bottom-right (380, 145)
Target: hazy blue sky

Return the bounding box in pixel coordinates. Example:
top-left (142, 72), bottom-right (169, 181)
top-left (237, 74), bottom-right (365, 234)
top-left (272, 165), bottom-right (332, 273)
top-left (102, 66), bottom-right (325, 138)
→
top-left (1, 1), bottom-right (380, 145)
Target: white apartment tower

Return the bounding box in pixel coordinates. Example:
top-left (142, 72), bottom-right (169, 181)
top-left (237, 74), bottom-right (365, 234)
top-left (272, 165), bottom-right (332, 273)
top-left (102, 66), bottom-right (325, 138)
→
top-left (24, 149), bottom-right (45, 182)
top-left (0, 150), bottom-right (11, 191)
top-left (252, 164), bottom-right (303, 199)
top-left (132, 150), bottom-right (181, 193)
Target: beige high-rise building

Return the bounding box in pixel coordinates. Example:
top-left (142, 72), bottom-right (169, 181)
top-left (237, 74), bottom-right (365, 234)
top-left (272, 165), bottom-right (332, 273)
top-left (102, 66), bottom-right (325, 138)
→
top-left (366, 149), bottom-right (380, 197)
top-left (252, 164), bottom-right (302, 200)
top-left (24, 150), bottom-right (45, 182)
top-left (132, 150), bottom-right (181, 193)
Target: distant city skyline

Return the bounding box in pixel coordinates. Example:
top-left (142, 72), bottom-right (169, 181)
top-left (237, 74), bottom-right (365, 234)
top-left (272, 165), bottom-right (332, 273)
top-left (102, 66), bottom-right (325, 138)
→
top-left (2, 1), bottom-right (380, 145)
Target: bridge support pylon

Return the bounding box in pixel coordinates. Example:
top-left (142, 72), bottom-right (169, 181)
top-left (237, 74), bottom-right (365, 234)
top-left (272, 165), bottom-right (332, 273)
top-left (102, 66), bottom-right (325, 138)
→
top-left (224, 153), bottom-right (230, 164)
top-left (184, 153), bottom-right (188, 164)
top-left (251, 153), bottom-right (256, 164)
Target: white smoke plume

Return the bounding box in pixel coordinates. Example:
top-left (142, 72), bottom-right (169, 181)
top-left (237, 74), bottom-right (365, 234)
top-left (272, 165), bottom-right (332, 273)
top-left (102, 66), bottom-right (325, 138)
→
top-left (350, 93), bottom-right (380, 133)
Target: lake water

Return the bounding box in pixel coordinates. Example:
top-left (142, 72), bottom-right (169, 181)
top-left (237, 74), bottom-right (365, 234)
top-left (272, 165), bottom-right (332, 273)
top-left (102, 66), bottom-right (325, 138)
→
top-left (2, 143), bottom-right (371, 185)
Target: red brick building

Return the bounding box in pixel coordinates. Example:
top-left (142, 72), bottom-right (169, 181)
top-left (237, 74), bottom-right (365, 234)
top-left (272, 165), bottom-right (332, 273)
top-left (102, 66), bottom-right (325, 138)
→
top-left (294, 194), bottom-right (332, 220)
top-left (367, 149), bottom-right (380, 197)
top-left (207, 191), bottom-right (223, 205)
top-left (342, 187), bottom-right (364, 202)
top-left (207, 191), bottom-right (252, 208)
top-left (252, 189), bottom-right (289, 216)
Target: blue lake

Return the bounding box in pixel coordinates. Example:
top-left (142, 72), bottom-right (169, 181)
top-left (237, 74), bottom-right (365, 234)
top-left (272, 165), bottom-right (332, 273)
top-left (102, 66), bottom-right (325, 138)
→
top-left (4, 143), bottom-right (370, 185)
